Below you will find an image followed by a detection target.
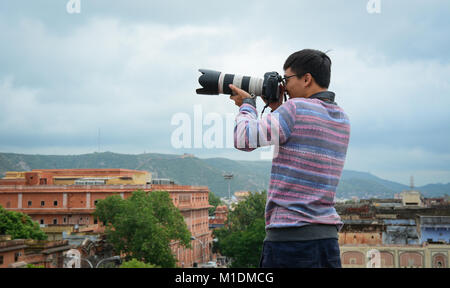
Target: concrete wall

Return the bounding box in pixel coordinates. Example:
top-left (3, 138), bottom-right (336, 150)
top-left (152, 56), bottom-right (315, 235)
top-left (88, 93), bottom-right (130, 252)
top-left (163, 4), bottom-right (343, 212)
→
top-left (339, 232), bottom-right (383, 245)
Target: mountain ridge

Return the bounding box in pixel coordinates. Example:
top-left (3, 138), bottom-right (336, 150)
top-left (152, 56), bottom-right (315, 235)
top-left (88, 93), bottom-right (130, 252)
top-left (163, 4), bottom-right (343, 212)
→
top-left (0, 152), bottom-right (448, 199)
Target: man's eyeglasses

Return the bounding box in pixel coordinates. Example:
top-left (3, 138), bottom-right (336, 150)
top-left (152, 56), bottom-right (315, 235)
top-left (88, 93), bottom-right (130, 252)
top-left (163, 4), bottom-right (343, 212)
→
top-left (282, 73), bottom-right (303, 83)
top-left (282, 72), bottom-right (315, 84)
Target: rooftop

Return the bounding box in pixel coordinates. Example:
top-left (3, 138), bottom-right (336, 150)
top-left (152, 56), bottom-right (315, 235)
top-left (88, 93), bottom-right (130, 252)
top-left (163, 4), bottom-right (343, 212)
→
top-left (418, 216), bottom-right (450, 225)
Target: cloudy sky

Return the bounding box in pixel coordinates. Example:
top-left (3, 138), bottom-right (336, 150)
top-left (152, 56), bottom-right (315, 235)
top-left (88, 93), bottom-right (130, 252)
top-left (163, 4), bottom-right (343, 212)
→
top-left (0, 0), bottom-right (449, 186)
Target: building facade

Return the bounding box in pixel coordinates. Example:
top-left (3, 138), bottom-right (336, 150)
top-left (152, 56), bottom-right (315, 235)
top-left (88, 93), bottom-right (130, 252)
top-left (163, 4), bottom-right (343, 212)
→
top-left (338, 219), bottom-right (421, 246)
top-left (0, 236), bottom-right (27, 268)
top-left (338, 220), bottom-right (384, 245)
top-left (340, 244), bottom-right (450, 268)
top-left (0, 235), bottom-right (71, 268)
top-left (417, 216), bottom-right (450, 244)
top-left (0, 169), bottom-right (212, 267)
top-left (209, 205), bottom-right (228, 229)
top-left (401, 190), bottom-right (424, 207)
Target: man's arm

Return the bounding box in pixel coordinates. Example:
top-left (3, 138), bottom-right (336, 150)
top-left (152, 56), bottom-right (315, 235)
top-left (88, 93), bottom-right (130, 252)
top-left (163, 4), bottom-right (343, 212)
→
top-left (229, 84), bottom-right (296, 152)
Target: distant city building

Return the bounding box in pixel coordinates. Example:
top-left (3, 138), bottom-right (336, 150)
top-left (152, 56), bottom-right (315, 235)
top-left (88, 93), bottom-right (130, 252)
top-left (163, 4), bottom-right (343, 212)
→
top-left (336, 195), bottom-right (450, 268)
top-left (417, 216), bottom-right (450, 244)
top-left (340, 244), bottom-right (450, 268)
top-left (339, 204), bottom-right (373, 219)
top-left (0, 169), bottom-right (151, 186)
top-left (373, 202), bottom-right (403, 209)
top-left (339, 220), bottom-right (384, 246)
top-left (0, 236), bottom-right (27, 268)
top-left (180, 153), bottom-right (195, 159)
top-left (234, 191), bottom-right (250, 202)
top-left (340, 219), bottom-right (422, 246)
top-left (209, 205), bottom-right (228, 229)
top-left (151, 178), bottom-right (175, 185)
top-left (423, 197), bottom-right (449, 207)
top-left (0, 169), bottom-right (212, 267)
top-left (401, 190), bottom-right (424, 207)
top-left (220, 197), bottom-right (238, 210)
top-left (383, 219), bottom-right (419, 245)
top-left (0, 235), bottom-right (71, 268)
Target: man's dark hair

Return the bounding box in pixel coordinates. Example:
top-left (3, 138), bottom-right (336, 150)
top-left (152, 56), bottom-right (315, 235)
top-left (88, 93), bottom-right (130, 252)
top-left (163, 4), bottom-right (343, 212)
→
top-left (283, 49), bottom-right (332, 88)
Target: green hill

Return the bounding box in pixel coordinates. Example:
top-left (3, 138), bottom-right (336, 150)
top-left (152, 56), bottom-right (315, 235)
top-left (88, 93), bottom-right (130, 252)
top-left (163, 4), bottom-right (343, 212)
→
top-left (0, 152), bottom-right (448, 199)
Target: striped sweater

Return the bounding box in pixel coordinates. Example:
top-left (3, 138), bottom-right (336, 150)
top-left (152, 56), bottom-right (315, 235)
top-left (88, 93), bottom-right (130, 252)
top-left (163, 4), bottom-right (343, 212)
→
top-left (234, 92), bottom-right (350, 231)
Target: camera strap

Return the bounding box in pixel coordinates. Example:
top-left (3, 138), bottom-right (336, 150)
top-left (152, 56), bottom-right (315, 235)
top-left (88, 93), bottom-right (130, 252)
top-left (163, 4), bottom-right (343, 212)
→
top-left (261, 91), bottom-right (288, 117)
top-left (261, 103), bottom-right (270, 117)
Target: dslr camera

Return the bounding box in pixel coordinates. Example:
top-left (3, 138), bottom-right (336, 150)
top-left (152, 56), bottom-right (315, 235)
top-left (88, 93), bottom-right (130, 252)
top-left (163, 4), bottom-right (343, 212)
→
top-left (196, 69), bottom-right (286, 105)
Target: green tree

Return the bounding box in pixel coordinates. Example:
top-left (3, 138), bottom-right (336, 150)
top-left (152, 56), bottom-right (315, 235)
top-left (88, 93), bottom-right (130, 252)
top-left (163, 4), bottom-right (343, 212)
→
top-left (120, 258), bottom-right (159, 268)
top-left (208, 191), bottom-right (222, 216)
top-left (0, 206), bottom-right (47, 240)
top-left (25, 264), bottom-right (44, 268)
top-left (213, 191), bottom-right (266, 268)
top-left (94, 190), bottom-right (191, 268)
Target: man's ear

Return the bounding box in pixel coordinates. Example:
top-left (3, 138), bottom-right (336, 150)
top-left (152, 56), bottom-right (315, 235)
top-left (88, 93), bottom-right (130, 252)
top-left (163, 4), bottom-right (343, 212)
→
top-left (304, 73), bottom-right (313, 87)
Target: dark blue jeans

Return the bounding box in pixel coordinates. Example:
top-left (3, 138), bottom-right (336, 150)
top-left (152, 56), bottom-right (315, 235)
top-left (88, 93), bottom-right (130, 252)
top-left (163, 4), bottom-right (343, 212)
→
top-left (260, 238), bottom-right (342, 268)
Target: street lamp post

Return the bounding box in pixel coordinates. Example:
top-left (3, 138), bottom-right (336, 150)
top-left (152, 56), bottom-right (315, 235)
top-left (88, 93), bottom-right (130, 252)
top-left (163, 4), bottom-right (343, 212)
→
top-left (95, 256), bottom-right (122, 268)
top-left (191, 236), bottom-right (207, 266)
top-left (223, 173), bottom-right (233, 203)
top-left (67, 256), bottom-right (121, 268)
top-left (68, 256), bottom-right (93, 268)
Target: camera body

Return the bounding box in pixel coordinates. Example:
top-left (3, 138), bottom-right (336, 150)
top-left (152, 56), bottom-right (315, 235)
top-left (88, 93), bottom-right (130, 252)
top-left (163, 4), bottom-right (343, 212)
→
top-left (262, 71), bottom-right (283, 104)
top-left (196, 69), bottom-right (284, 104)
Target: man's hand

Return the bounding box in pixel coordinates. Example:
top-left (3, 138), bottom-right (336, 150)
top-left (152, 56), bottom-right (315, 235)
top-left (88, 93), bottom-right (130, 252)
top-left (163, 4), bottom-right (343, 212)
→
top-left (229, 83), bottom-right (285, 111)
top-left (229, 84), bottom-right (252, 107)
top-left (262, 84), bottom-right (285, 111)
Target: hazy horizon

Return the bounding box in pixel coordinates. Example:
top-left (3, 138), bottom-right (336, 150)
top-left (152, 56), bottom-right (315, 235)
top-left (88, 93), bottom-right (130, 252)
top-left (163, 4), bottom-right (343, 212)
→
top-left (1, 150), bottom-right (449, 187)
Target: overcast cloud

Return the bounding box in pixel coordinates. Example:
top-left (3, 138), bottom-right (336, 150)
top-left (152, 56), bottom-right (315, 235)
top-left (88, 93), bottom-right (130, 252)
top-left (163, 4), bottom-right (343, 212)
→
top-left (0, 0), bottom-right (449, 186)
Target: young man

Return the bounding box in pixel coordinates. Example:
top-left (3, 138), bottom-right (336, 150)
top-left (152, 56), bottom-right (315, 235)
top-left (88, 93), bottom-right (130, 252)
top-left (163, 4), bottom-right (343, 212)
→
top-left (229, 49), bottom-right (350, 268)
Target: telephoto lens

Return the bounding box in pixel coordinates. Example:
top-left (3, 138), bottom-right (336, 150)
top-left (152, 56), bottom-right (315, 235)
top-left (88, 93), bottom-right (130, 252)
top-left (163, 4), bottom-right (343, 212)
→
top-left (196, 69), bottom-right (264, 96)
